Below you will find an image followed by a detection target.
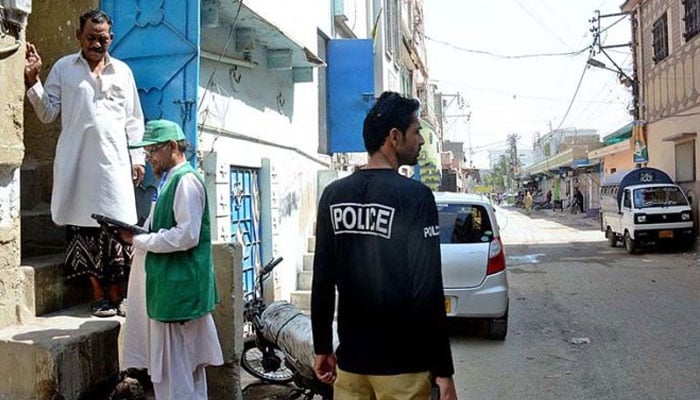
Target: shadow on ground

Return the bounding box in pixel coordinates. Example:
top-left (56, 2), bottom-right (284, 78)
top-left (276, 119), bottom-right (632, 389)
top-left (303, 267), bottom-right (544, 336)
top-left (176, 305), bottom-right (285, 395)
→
top-left (242, 381), bottom-right (299, 400)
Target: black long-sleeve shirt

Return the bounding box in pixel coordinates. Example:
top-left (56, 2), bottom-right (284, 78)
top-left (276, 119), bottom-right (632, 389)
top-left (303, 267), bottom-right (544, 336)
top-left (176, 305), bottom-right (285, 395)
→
top-left (311, 169), bottom-right (454, 377)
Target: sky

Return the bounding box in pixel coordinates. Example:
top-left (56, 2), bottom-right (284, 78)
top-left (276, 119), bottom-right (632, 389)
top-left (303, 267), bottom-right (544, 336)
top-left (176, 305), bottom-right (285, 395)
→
top-left (423, 0), bottom-right (634, 169)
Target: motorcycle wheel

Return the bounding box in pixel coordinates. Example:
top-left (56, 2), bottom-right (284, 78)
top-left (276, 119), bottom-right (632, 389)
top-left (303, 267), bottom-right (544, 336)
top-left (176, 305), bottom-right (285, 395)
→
top-left (241, 337), bottom-right (295, 383)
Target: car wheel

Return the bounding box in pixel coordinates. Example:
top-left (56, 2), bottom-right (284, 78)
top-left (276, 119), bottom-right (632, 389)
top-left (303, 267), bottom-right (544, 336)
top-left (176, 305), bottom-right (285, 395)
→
top-left (606, 227), bottom-right (617, 247)
top-left (487, 308), bottom-right (508, 340)
top-left (624, 231), bottom-right (636, 254)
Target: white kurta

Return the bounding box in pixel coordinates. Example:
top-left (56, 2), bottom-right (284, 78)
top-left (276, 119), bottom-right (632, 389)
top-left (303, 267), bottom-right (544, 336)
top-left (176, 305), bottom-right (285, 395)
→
top-left (123, 163), bottom-right (223, 399)
top-left (26, 51), bottom-right (145, 227)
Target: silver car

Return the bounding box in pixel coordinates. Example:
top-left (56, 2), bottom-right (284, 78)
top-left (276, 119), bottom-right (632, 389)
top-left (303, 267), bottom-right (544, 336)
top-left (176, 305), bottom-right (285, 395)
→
top-left (434, 192), bottom-right (509, 340)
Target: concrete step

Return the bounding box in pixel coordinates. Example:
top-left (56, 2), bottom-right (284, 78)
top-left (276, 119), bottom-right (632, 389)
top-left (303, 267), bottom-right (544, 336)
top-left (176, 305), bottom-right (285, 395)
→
top-left (302, 253), bottom-right (314, 271)
top-left (307, 236), bottom-right (316, 253)
top-left (297, 270), bottom-right (313, 291)
top-left (21, 202), bottom-right (65, 259)
top-left (0, 304), bottom-right (123, 400)
top-left (290, 290), bottom-right (311, 311)
top-left (289, 290), bottom-right (338, 316)
top-left (22, 254), bottom-right (91, 316)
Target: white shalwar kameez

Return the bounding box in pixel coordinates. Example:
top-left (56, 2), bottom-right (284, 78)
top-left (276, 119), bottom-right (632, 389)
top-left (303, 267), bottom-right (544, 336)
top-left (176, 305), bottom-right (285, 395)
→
top-left (124, 163), bottom-right (223, 400)
top-left (26, 51), bottom-right (144, 227)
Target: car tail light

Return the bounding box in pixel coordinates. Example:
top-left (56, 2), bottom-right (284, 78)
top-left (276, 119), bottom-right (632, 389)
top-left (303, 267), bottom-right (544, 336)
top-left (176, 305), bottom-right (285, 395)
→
top-left (487, 237), bottom-right (506, 275)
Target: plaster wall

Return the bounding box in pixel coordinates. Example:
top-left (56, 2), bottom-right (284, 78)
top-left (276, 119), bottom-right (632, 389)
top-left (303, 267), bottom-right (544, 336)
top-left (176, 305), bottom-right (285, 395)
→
top-left (199, 129), bottom-right (326, 303)
top-left (200, 138), bottom-right (322, 305)
top-left (602, 146), bottom-right (635, 175)
top-left (0, 27), bottom-right (27, 329)
top-left (646, 104), bottom-right (700, 181)
top-left (198, 3), bottom-right (332, 301)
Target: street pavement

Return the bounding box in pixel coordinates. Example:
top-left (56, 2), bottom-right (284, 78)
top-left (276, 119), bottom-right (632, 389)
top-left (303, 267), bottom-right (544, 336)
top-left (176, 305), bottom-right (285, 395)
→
top-left (454, 204), bottom-right (700, 399)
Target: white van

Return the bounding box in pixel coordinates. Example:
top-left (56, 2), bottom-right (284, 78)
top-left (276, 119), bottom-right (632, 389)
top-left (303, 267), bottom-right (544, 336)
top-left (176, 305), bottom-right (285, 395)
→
top-left (600, 167), bottom-right (695, 254)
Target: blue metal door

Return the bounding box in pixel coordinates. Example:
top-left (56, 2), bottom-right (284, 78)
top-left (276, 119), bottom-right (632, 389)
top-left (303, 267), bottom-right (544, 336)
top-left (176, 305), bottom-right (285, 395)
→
top-left (327, 39), bottom-right (374, 153)
top-left (230, 167), bottom-right (261, 296)
top-left (101, 0), bottom-right (199, 165)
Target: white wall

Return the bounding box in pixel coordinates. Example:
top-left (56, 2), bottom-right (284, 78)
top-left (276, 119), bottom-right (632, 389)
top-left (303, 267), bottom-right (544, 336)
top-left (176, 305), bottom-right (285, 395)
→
top-left (198, 2), bottom-right (333, 301)
top-left (242, 0), bottom-right (333, 42)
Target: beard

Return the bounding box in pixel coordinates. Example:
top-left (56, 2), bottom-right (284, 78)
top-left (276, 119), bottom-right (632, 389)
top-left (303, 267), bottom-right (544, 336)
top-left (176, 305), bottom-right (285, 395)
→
top-left (398, 149), bottom-right (420, 166)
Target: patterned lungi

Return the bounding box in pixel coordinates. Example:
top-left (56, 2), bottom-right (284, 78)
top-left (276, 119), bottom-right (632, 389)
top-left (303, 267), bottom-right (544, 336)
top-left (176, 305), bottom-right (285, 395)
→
top-left (64, 225), bottom-right (133, 284)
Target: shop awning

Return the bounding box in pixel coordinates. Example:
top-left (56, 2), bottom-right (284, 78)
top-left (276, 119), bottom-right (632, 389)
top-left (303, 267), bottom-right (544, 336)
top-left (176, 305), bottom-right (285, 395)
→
top-left (601, 122), bottom-right (633, 145)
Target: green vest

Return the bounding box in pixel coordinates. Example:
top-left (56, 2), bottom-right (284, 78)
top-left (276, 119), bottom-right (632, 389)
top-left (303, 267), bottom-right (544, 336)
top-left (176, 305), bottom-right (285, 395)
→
top-left (145, 163), bottom-right (218, 322)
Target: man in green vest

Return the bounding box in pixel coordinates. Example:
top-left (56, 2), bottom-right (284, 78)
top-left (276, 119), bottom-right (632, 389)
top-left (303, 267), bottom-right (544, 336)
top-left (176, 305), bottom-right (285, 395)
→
top-left (117, 119), bottom-right (222, 399)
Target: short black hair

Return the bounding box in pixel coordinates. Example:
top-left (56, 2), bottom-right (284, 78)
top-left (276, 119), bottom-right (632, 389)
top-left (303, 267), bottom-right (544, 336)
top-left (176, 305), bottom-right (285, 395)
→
top-left (79, 10), bottom-right (113, 31)
top-left (175, 139), bottom-right (190, 153)
top-left (362, 91), bottom-right (420, 154)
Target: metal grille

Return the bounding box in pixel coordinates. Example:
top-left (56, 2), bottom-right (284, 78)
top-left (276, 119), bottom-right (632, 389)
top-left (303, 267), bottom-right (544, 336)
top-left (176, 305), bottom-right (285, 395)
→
top-left (645, 213), bottom-right (684, 223)
top-left (230, 167), bottom-right (261, 297)
top-left (652, 13), bottom-right (669, 63)
top-left (684, 0), bottom-right (700, 41)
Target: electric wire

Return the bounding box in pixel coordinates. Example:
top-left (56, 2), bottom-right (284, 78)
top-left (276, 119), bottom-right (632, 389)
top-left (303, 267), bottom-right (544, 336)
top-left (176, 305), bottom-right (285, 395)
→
top-left (430, 79), bottom-right (622, 104)
top-left (198, 0), bottom-right (244, 153)
top-left (198, 0), bottom-right (243, 114)
top-left (569, 55), bottom-right (631, 128)
top-left (555, 54), bottom-right (592, 130)
top-left (512, 0), bottom-right (572, 48)
top-left (599, 15), bottom-right (627, 34)
top-left (425, 35), bottom-right (590, 59)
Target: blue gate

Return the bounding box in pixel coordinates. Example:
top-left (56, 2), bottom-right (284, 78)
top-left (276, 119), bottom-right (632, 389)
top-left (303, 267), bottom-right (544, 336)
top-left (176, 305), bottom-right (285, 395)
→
top-left (101, 0), bottom-right (199, 165)
top-left (230, 167), bottom-right (261, 296)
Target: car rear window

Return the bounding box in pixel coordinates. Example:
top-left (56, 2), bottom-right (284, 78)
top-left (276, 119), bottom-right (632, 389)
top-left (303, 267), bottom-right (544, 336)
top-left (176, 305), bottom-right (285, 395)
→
top-left (436, 203), bottom-right (494, 244)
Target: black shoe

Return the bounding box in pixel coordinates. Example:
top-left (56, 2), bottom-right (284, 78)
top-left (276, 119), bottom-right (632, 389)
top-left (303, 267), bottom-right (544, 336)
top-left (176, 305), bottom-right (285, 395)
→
top-left (91, 298), bottom-right (117, 318)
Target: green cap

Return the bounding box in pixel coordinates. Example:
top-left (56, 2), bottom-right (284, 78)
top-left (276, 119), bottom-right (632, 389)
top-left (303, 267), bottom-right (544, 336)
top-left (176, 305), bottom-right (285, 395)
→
top-left (129, 119), bottom-right (186, 148)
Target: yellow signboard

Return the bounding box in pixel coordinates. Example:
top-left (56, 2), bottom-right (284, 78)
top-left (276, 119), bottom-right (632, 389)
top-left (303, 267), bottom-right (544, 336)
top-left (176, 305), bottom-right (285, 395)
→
top-left (474, 186), bottom-right (492, 193)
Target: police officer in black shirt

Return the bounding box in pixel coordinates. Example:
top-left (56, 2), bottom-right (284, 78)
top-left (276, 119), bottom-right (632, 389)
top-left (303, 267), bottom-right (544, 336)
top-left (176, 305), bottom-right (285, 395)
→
top-left (312, 91), bottom-right (458, 399)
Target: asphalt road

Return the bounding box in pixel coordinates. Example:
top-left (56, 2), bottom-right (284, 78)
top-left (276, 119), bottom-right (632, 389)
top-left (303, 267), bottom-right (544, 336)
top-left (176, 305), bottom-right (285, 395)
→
top-left (448, 205), bottom-right (700, 400)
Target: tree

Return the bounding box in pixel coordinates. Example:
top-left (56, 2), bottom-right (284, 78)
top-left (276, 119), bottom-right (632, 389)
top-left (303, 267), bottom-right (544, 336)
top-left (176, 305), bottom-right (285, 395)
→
top-left (487, 154), bottom-right (510, 192)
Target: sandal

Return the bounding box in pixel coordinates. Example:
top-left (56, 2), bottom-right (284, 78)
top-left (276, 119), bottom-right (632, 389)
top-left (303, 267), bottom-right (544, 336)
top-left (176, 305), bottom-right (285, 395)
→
top-left (92, 298), bottom-right (117, 318)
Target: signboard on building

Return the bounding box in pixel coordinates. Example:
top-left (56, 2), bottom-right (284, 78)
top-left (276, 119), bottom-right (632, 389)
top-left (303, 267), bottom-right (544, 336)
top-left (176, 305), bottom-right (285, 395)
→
top-left (631, 122), bottom-right (648, 163)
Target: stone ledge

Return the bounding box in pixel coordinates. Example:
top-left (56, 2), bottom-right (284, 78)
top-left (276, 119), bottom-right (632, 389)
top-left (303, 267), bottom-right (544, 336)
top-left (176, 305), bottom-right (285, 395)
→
top-left (0, 304), bottom-right (122, 400)
top-left (22, 254), bottom-right (91, 316)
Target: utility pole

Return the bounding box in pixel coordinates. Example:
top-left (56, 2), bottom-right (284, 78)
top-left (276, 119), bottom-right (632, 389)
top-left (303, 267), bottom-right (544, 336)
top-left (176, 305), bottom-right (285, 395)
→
top-left (588, 10), bottom-right (639, 120)
top-left (435, 92), bottom-right (469, 142)
top-left (507, 133), bottom-right (520, 191)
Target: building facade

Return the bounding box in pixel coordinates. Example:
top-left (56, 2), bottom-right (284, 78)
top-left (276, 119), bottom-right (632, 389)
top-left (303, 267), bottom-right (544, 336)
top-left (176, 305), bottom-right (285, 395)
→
top-left (523, 128), bottom-right (603, 212)
top-left (622, 0), bottom-right (700, 230)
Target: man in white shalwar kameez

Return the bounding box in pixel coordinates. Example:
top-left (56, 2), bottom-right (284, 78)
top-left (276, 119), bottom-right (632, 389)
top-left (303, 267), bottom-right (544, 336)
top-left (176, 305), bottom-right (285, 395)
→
top-left (25, 9), bottom-right (145, 317)
top-left (118, 120), bottom-right (223, 400)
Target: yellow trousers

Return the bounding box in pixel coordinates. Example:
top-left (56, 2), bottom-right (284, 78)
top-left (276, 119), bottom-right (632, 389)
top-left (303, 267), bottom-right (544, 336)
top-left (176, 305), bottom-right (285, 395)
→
top-left (334, 368), bottom-right (431, 400)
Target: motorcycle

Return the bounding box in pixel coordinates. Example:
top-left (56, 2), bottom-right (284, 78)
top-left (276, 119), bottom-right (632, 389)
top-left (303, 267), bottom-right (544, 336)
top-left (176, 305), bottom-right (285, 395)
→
top-left (533, 200), bottom-right (552, 210)
top-left (240, 257), bottom-right (333, 399)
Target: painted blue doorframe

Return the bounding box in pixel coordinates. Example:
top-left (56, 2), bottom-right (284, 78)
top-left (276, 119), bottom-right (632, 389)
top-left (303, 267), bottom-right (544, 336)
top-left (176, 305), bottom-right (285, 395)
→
top-left (230, 167), bottom-right (262, 297)
top-left (101, 0), bottom-right (200, 166)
